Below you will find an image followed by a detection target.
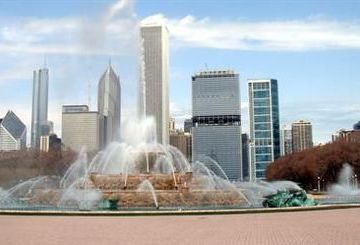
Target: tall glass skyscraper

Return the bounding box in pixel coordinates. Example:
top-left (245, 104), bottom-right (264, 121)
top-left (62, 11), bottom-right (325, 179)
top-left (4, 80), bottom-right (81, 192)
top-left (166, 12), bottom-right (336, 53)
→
top-left (98, 63), bottom-right (121, 148)
top-left (248, 79), bottom-right (280, 180)
top-left (192, 70), bottom-right (243, 180)
top-left (139, 24), bottom-right (169, 144)
top-left (31, 68), bottom-right (49, 149)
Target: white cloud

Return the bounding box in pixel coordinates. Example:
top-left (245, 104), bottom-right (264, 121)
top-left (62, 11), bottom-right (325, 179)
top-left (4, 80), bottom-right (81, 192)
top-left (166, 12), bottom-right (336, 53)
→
top-left (0, 18), bottom-right (138, 56)
top-left (0, 67), bottom-right (31, 82)
top-left (0, 0), bottom-right (138, 56)
top-left (143, 14), bottom-right (360, 51)
top-left (1, 11), bottom-right (360, 57)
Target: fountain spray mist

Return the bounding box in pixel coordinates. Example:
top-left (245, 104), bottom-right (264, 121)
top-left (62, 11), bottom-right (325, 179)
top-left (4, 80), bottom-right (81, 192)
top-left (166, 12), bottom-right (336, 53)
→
top-left (106, 0), bottom-right (135, 21)
top-left (80, 0), bottom-right (137, 53)
top-left (329, 164), bottom-right (360, 196)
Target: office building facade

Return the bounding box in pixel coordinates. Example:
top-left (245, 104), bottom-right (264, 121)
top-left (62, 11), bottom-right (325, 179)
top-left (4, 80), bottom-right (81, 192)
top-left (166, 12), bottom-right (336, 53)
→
top-left (242, 133), bottom-right (250, 181)
top-left (333, 129), bottom-right (360, 143)
top-left (170, 131), bottom-right (192, 161)
top-left (139, 24), bottom-right (169, 144)
top-left (62, 105), bottom-right (100, 152)
top-left (184, 118), bottom-right (192, 133)
top-left (280, 125), bottom-right (293, 156)
top-left (292, 120), bottom-right (313, 152)
top-left (169, 117), bottom-right (176, 134)
top-left (40, 134), bottom-right (61, 152)
top-left (248, 79), bottom-right (280, 180)
top-left (192, 70), bottom-right (242, 180)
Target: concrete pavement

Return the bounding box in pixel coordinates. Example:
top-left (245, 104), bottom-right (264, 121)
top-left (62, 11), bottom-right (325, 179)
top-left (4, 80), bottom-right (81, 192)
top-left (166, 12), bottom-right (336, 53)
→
top-left (1, 208), bottom-right (359, 245)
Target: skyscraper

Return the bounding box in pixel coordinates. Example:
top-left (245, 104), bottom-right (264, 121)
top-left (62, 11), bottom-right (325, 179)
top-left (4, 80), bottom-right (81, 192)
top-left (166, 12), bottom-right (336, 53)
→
top-left (98, 63), bottom-right (121, 148)
top-left (280, 125), bottom-right (293, 156)
top-left (62, 105), bottom-right (100, 152)
top-left (0, 111), bottom-right (26, 151)
top-left (248, 79), bottom-right (280, 180)
top-left (292, 120), bottom-right (313, 152)
top-left (192, 70), bottom-right (242, 180)
top-left (139, 24), bottom-right (169, 144)
top-left (184, 118), bottom-right (192, 133)
top-left (40, 134), bottom-right (61, 153)
top-left (31, 67), bottom-right (49, 149)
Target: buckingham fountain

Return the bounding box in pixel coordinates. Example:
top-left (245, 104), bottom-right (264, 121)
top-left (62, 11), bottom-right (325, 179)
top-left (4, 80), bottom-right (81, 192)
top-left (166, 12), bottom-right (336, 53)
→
top-left (0, 117), bottom-right (359, 211)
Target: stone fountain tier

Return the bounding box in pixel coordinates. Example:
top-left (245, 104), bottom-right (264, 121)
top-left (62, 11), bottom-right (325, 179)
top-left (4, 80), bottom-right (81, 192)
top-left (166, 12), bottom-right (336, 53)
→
top-left (103, 190), bottom-right (246, 208)
top-left (89, 172), bottom-right (193, 191)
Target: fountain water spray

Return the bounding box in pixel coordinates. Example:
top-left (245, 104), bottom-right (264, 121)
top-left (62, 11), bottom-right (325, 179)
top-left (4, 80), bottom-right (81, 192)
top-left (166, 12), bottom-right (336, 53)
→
top-left (137, 180), bottom-right (158, 208)
top-left (326, 164), bottom-right (360, 203)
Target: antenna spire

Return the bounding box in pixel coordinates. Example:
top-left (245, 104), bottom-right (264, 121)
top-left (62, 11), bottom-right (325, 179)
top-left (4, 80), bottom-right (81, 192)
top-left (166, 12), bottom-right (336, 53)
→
top-left (44, 55), bottom-right (47, 68)
top-left (108, 56), bottom-right (112, 67)
top-left (88, 80), bottom-right (91, 109)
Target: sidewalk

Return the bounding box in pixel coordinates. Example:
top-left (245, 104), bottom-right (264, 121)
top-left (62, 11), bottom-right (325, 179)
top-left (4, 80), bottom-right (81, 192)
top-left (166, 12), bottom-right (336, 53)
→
top-left (1, 208), bottom-right (359, 245)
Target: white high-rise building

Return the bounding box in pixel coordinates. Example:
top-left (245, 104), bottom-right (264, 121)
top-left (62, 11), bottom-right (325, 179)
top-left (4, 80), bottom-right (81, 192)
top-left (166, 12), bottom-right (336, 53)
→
top-left (0, 111), bottom-right (26, 151)
top-left (98, 63), bottom-right (121, 148)
top-left (192, 70), bottom-right (243, 181)
top-left (139, 24), bottom-right (169, 144)
top-left (31, 68), bottom-right (49, 149)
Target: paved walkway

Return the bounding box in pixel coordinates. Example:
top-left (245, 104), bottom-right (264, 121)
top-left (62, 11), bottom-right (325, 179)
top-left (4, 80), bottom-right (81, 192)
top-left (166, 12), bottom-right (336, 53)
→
top-left (1, 208), bottom-right (359, 245)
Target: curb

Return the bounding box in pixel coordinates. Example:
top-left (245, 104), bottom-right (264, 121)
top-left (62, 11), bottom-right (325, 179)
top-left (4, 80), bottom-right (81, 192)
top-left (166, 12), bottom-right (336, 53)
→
top-left (1, 204), bottom-right (360, 216)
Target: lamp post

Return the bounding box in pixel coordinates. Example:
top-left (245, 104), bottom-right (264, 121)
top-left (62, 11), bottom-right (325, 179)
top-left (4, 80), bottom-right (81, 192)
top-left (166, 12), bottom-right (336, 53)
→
top-left (317, 176), bottom-right (321, 193)
top-left (355, 174), bottom-right (358, 189)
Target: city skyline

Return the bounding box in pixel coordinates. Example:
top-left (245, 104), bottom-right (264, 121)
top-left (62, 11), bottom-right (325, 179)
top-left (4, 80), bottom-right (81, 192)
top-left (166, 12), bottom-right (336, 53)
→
top-left (0, 0), bottom-right (360, 145)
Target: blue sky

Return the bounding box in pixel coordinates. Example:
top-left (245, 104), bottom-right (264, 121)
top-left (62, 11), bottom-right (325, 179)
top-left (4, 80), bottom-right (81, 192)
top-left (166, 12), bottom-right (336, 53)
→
top-left (0, 0), bottom-right (360, 144)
